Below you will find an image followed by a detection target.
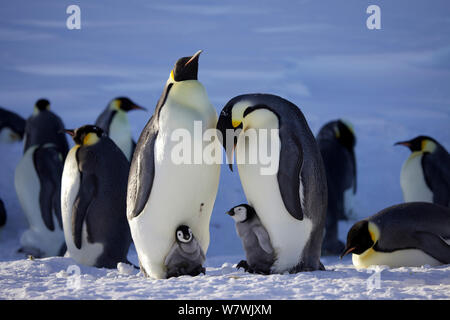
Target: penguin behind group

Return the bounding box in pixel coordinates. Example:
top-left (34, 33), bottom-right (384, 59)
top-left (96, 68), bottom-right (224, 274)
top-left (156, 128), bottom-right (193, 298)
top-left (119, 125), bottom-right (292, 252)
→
top-left (316, 119), bottom-right (357, 255)
top-left (341, 202), bottom-right (450, 268)
top-left (0, 107), bottom-right (25, 143)
top-left (216, 93), bottom-right (327, 273)
top-left (95, 97), bottom-right (146, 161)
top-left (14, 99), bottom-right (68, 257)
top-left (226, 204), bottom-right (274, 274)
top-left (61, 125), bottom-right (132, 268)
top-left (395, 135), bottom-right (449, 207)
top-left (164, 225), bottom-right (206, 278)
top-left (127, 50), bottom-right (220, 279)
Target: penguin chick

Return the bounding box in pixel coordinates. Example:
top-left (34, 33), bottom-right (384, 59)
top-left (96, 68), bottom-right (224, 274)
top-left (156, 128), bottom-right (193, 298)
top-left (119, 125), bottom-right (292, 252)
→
top-left (395, 136), bottom-right (449, 207)
top-left (227, 204), bottom-right (275, 275)
top-left (164, 225), bottom-right (206, 278)
top-left (95, 97), bottom-right (146, 161)
top-left (341, 202), bottom-right (450, 268)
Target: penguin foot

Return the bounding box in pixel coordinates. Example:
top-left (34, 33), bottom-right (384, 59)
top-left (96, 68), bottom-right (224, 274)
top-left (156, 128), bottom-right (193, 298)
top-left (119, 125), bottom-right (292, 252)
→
top-left (236, 260), bottom-right (250, 272)
top-left (290, 261), bottom-right (326, 273)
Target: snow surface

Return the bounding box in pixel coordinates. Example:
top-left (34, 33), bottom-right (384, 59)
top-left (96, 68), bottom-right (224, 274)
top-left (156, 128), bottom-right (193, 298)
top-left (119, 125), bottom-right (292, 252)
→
top-left (0, 0), bottom-right (450, 299)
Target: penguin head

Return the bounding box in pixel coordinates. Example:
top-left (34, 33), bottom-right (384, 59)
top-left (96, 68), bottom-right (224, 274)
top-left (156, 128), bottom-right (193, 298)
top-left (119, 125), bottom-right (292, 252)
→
top-left (217, 99), bottom-right (278, 171)
top-left (226, 204), bottom-right (256, 223)
top-left (335, 119), bottom-right (356, 150)
top-left (340, 220), bottom-right (379, 259)
top-left (176, 225), bottom-right (193, 243)
top-left (65, 125), bottom-right (105, 146)
top-left (395, 135), bottom-right (438, 153)
top-left (34, 99), bottom-right (50, 113)
top-left (168, 50), bottom-right (202, 83)
top-left (110, 97), bottom-right (146, 112)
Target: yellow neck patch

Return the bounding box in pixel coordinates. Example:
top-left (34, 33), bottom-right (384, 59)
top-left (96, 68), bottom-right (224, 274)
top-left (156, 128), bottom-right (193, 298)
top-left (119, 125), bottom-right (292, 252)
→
top-left (368, 222), bottom-right (380, 243)
top-left (232, 120), bottom-right (242, 128)
top-left (83, 133), bottom-right (100, 146)
top-left (111, 99), bottom-right (121, 111)
top-left (422, 140), bottom-right (437, 153)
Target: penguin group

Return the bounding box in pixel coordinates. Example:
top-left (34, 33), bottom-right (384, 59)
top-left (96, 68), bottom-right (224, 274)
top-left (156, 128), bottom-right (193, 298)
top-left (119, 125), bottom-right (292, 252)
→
top-left (0, 50), bottom-right (449, 279)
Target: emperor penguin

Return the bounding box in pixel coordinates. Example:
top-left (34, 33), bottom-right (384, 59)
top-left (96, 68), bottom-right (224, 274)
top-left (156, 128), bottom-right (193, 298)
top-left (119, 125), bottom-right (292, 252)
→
top-left (164, 225), bottom-right (206, 278)
top-left (316, 119), bottom-right (357, 255)
top-left (216, 94), bottom-right (327, 273)
top-left (95, 97), bottom-right (146, 160)
top-left (23, 99), bottom-right (69, 157)
top-left (127, 50), bottom-right (220, 279)
top-left (61, 125), bottom-right (132, 268)
top-left (341, 202), bottom-right (450, 268)
top-left (14, 99), bottom-right (68, 257)
top-left (226, 204), bottom-right (275, 274)
top-left (395, 136), bottom-right (449, 207)
top-left (0, 107), bottom-right (25, 143)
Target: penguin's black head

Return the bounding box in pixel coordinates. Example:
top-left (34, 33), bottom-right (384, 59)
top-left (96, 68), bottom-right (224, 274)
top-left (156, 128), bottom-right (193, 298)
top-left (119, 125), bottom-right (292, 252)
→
top-left (112, 97), bottom-right (146, 112)
top-left (226, 204), bottom-right (256, 223)
top-left (336, 120), bottom-right (356, 150)
top-left (394, 135), bottom-right (439, 153)
top-left (176, 225), bottom-right (193, 243)
top-left (171, 50), bottom-right (202, 82)
top-left (340, 220), bottom-right (376, 259)
top-left (35, 99), bottom-right (50, 111)
top-left (65, 125), bottom-right (105, 146)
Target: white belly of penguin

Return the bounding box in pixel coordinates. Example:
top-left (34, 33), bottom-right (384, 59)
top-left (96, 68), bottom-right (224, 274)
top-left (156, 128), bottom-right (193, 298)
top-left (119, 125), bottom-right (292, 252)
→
top-left (129, 95), bottom-right (220, 279)
top-left (109, 112), bottom-right (133, 160)
top-left (400, 153), bottom-right (433, 203)
top-left (61, 147), bottom-right (103, 266)
top-left (236, 126), bottom-right (312, 273)
top-left (14, 144), bottom-right (65, 257)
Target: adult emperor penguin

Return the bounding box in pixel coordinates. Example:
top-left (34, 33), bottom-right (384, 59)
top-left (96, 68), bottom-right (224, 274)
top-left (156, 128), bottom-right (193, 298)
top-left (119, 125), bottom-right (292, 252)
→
top-left (164, 225), bottom-right (206, 278)
top-left (95, 97), bottom-right (146, 160)
top-left (14, 99), bottom-right (68, 257)
top-left (226, 204), bottom-right (275, 274)
top-left (0, 107), bottom-right (25, 143)
top-left (23, 99), bottom-right (69, 157)
top-left (61, 125), bottom-right (132, 268)
top-left (316, 119), bottom-right (357, 255)
top-left (127, 50), bottom-right (220, 279)
top-left (216, 93), bottom-right (327, 273)
top-left (395, 136), bottom-right (449, 207)
top-left (341, 202), bottom-right (450, 268)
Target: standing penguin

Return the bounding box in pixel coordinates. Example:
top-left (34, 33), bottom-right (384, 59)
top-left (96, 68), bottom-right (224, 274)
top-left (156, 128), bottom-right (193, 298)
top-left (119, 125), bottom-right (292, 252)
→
top-left (341, 202), bottom-right (450, 268)
top-left (14, 99), bottom-right (68, 257)
top-left (23, 99), bottom-right (68, 157)
top-left (61, 125), bottom-right (132, 268)
top-left (95, 97), bottom-right (146, 160)
top-left (316, 119), bottom-right (357, 255)
top-left (164, 225), bottom-right (206, 278)
top-left (216, 94), bottom-right (327, 273)
top-left (0, 107), bottom-right (25, 143)
top-left (226, 204), bottom-right (275, 274)
top-left (395, 136), bottom-right (449, 207)
top-left (127, 50), bottom-right (220, 279)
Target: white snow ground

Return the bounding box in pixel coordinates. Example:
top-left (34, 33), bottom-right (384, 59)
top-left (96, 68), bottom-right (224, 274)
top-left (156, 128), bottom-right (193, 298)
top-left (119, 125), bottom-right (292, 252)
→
top-left (0, 0), bottom-right (449, 299)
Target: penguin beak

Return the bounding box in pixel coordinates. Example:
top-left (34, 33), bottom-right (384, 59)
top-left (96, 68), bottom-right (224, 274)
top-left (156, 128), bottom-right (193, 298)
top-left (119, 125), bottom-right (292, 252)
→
top-left (184, 50), bottom-right (203, 67)
top-left (64, 129), bottom-right (75, 137)
top-left (340, 246), bottom-right (356, 259)
top-left (394, 141), bottom-right (411, 147)
top-left (130, 104), bottom-right (147, 111)
top-left (225, 210), bottom-right (234, 216)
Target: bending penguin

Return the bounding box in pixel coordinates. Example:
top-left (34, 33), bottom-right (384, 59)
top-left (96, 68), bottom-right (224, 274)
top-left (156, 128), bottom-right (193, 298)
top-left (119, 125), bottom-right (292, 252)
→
top-left (127, 50), bottom-right (220, 279)
top-left (226, 204), bottom-right (275, 274)
top-left (61, 125), bottom-right (132, 268)
top-left (316, 119), bottom-right (357, 255)
top-left (14, 98), bottom-right (68, 257)
top-left (395, 136), bottom-right (449, 207)
top-left (341, 202), bottom-right (450, 268)
top-left (164, 225), bottom-right (206, 278)
top-left (217, 93), bottom-right (327, 273)
top-left (0, 107), bottom-right (25, 143)
top-left (95, 97), bottom-right (146, 161)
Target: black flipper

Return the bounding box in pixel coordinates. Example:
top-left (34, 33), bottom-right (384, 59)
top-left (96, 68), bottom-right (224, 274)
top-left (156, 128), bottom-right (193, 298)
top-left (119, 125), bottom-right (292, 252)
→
top-left (33, 145), bottom-right (64, 231)
top-left (72, 172), bottom-right (97, 249)
top-left (422, 153), bottom-right (450, 206)
top-left (0, 199), bottom-right (6, 227)
top-left (414, 231), bottom-right (450, 264)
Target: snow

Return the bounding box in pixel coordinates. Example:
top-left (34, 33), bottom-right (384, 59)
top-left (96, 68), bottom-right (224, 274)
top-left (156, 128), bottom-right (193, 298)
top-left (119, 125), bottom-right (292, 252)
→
top-left (1, 0), bottom-right (450, 299)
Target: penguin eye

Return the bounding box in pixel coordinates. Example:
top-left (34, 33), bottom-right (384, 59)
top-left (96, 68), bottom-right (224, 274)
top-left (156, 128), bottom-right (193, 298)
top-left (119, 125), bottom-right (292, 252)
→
top-left (177, 231), bottom-right (183, 240)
